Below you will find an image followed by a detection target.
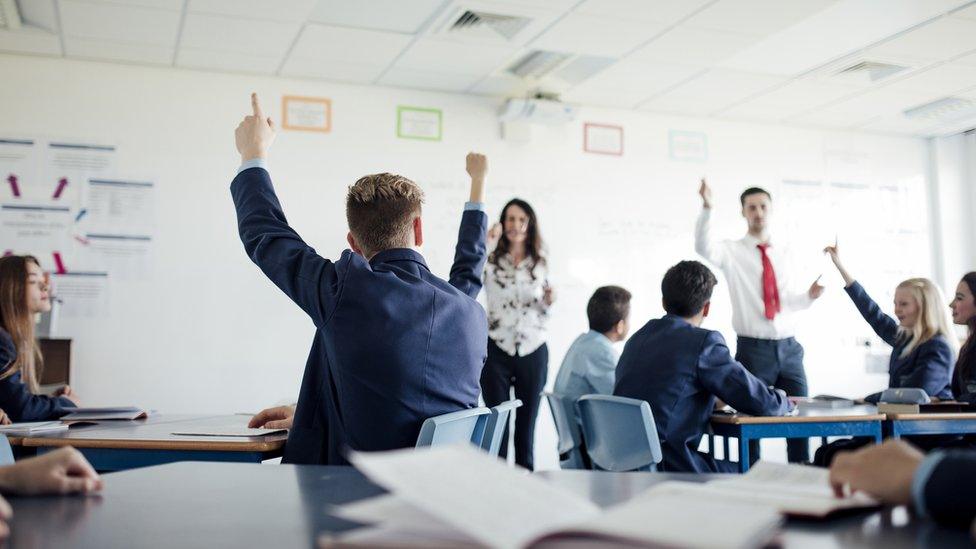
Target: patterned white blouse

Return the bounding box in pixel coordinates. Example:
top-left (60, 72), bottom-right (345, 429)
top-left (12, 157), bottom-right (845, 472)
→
top-left (483, 253), bottom-right (551, 357)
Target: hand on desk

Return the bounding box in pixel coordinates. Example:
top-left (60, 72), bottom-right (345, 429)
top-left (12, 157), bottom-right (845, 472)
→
top-left (829, 439), bottom-right (923, 504)
top-left (55, 385), bottom-right (80, 406)
top-left (248, 405), bottom-right (296, 430)
top-left (0, 409), bottom-right (9, 426)
top-left (0, 447), bottom-right (102, 496)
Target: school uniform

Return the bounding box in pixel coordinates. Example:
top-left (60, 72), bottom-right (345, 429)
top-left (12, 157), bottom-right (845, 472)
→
top-left (695, 208), bottom-right (814, 463)
top-left (552, 330), bottom-right (618, 402)
top-left (231, 161), bottom-right (488, 465)
top-left (0, 328), bottom-right (75, 421)
top-left (913, 450), bottom-right (976, 529)
top-left (613, 314), bottom-right (791, 473)
top-left (844, 282), bottom-right (954, 403)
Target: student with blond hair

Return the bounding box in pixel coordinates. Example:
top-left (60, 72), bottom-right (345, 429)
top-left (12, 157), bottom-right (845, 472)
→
top-left (0, 255), bottom-right (79, 421)
top-left (233, 94), bottom-right (490, 464)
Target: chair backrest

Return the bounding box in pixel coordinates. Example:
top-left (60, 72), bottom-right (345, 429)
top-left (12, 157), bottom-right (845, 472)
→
top-left (415, 407), bottom-right (491, 448)
top-left (482, 399), bottom-right (523, 456)
top-left (576, 395), bottom-right (662, 472)
top-left (545, 392), bottom-right (582, 455)
top-left (0, 435), bottom-right (13, 466)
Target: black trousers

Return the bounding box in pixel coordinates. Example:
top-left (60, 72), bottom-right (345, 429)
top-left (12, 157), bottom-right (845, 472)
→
top-left (735, 336), bottom-right (810, 464)
top-left (481, 339), bottom-right (548, 470)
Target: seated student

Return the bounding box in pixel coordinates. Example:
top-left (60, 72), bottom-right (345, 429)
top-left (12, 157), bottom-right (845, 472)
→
top-left (614, 260), bottom-right (792, 473)
top-left (950, 272), bottom-right (976, 403)
top-left (231, 94), bottom-right (489, 465)
top-left (553, 285), bottom-right (631, 402)
top-left (829, 439), bottom-right (976, 530)
top-left (249, 403), bottom-right (295, 430)
top-left (0, 446), bottom-right (102, 539)
top-left (0, 256), bottom-right (79, 421)
top-left (823, 241), bottom-right (956, 404)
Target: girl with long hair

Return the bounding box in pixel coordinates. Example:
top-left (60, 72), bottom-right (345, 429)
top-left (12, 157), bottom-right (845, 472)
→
top-left (480, 198), bottom-right (554, 470)
top-left (0, 255), bottom-right (79, 421)
top-left (950, 272), bottom-right (976, 402)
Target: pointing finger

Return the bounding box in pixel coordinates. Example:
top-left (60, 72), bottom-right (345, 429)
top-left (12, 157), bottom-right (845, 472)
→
top-left (251, 93), bottom-right (264, 118)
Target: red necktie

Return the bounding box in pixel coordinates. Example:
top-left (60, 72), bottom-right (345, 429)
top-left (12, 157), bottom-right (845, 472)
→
top-left (757, 243), bottom-right (780, 320)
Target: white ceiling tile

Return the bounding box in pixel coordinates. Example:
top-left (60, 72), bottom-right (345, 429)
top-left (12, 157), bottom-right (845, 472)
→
top-left (529, 13), bottom-right (668, 57)
top-left (189, 0), bottom-right (318, 22)
top-left (0, 27), bottom-right (61, 56)
top-left (16, 0), bottom-right (58, 32)
top-left (59, 0), bottom-right (181, 46)
top-left (858, 116), bottom-right (941, 135)
top-left (646, 68), bottom-right (785, 112)
top-left (180, 13), bottom-right (301, 56)
top-left (176, 48), bottom-right (282, 75)
top-left (308, 0), bottom-right (445, 34)
top-left (569, 59), bottom-right (702, 97)
top-left (280, 57), bottom-right (385, 83)
top-left (468, 73), bottom-right (530, 96)
top-left (562, 88), bottom-right (649, 109)
top-left (574, 0), bottom-right (713, 24)
top-left (83, 0), bottom-right (184, 8)
top-left (377, 67), bottom-right (482, 92)
top-left (788, 110), bottom-right (875, 130)
top-left (788, 86), bottom-right (940, 126)
top-left (869, 17), bottom-right (976, 64)
top-left (288, 24), bottom-right (413, 66)
top-left (718, 79), bottom-right (862, 118)
top-left (884, 62), bottom-right (976, 96)
top-left (628, 26), bottom-right (763, 68)
top-left (395, 38), bottom-right (516, 75)
top-left (638, 94), bottom-right (715, 116)
top-left (951, 3), bottom-right (976, 21)
top-left (64, 36), bottom-right (173, 64)
top-left (684, 0), bottom-right (837, 35)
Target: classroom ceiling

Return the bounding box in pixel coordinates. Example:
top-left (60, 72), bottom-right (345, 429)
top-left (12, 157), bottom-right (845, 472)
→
top-left (3, 0), bottom-right (976, 137)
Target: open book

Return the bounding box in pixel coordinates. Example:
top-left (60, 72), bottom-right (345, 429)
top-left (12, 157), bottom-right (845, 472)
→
top-left (60, 407), bottom-right (150, 421)
top-left (321, 445), bottom-right (785, 549)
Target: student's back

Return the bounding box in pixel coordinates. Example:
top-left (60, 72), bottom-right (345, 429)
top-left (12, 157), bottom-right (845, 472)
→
top-left (230, 95), bottom-right (490, 464)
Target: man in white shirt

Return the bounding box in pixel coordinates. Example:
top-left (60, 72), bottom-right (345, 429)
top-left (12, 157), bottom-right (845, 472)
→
top-left (695, 179), bottom-right (824, 464)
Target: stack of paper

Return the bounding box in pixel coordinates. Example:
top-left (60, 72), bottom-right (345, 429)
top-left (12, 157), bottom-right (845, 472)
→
top-left (0, 421), bottom-right (69, 435)
top-left (60, 407), bottom-right (150, 421)
top-left (322, 445), bottom-right (785, 549)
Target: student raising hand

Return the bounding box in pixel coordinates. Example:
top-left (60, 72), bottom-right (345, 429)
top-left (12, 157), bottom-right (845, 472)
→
top-left (699, 178), bottom-right (713, 209)
top-left (235, 93), bottom-right (277, 163)
top-left (823, 237), bottom-right (856, 287)
top-left (466, 152), bottom-right (488, 203)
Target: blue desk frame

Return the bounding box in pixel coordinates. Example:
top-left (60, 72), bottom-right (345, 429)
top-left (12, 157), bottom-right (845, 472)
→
top-left (28, 446), bottom-right (281, 472)
top-left (884, 417), bottom-right (976, 438)
top-left (710, 418), bottom-right (883, 472)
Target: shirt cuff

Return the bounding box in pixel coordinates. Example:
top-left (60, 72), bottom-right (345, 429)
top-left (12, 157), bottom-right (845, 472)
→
top-left (912, 452), bottom-right (945, 517)
top-left (237, 158), bottom-right (267, 174)
top-left (464, 201), bottom-right (486, 212)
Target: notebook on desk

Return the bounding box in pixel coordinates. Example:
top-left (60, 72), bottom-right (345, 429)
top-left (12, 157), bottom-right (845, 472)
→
top-left (0, 421), bottom-right (69, 435)
top-left (171, 427), bottom-right (288, 437)
top-left (60, 407), bottom-right (151, 421)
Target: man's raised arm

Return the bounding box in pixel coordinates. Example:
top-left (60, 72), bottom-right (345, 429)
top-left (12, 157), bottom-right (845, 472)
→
top-left (448, 152), bottom-right (489, 298)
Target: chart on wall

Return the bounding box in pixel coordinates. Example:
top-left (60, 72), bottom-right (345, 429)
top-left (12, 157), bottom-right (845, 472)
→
top-left (0, 136), bottom-right (155, 317)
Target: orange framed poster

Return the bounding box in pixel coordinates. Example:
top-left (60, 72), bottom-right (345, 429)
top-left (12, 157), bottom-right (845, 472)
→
top-left (281, 95), bottom-right (332, 133)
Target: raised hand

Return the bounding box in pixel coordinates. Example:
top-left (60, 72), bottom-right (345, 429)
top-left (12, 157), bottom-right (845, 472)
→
top-left (808, 275), bottom-right (825, 300)
top-left (486, 222), bottom-right (502, 249)
top-left (823, 236), bottom-right (854, 287)
top-left (466, 152), bottom-right (487, 203)
top-left (235, 92), bottom-right (277, 163)
top-left (699, 178), bottom-right (713, 209)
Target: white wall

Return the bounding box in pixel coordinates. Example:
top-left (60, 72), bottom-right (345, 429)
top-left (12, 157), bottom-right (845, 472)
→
top-left (0, 54), bottom-right (948, 469)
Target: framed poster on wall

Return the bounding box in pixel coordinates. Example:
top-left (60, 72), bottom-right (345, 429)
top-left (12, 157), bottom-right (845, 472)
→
top-left (583, 123), bottom-right (623, 156)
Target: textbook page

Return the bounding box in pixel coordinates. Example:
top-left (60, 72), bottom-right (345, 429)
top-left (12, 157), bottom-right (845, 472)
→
top-left (170, 427), bottom-right (286, 437)
top-left (348, 445), bottom-right (600, 549)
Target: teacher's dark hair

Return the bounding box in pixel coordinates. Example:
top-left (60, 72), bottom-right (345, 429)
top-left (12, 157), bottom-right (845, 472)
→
top-left (662, 261), bottom-right (717, 317)
top-left (740, 187), bottom-right (771, 206)
top-left (489, 198), bottom-right (545, 268)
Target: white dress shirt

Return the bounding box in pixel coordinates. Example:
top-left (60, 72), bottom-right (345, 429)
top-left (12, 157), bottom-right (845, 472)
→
top-left (695, 208), bottom-right (813, 340)
top-left (483, 253), bottom-right (550, 357)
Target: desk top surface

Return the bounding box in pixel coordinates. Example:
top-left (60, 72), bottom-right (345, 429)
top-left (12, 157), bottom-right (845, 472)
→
top-left (10, 414), bottom-right (287, 452)
top-left (712, 405), bottom-right (885, 424)
top-left (8, 462), bottom-right (973, 549)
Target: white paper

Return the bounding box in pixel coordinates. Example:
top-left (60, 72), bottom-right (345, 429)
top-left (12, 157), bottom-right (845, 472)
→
top-left (348, 445), bottom-right (600, 549)
top-left (51, 272), bottom-right (109, 318)
top-left (285, 98), bottom-right (330, 130)
top-left (398, 108), bottom-right (441, 140)
top-left (171, 427), bottom-right (287, 437)
top-left (0, 203), bottom-right (72, 256)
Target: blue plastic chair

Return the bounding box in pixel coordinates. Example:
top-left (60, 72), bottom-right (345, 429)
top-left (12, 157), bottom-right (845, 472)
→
top-left (481, 399), bottom-right (523, 456)
top-left (544, 392), bottom-right (586, 469)
top-left (415, 407), bottom-right (491, 448)
top-left (0, 435), bottom-right (13, 465)
top-left (576, 395), bottom-right (663, 472)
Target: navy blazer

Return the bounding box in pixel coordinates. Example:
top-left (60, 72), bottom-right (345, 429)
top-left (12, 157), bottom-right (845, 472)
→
top-left (922, 450), bottom-right (976, 528)
top-left (844, 282), bottom-right (953, 403)
top-left (614, 315), bottom-right (790, 473)
top-left (232, 167), bottom-right (488, 465)
top-left (0, 328), bottom-right (75, 421)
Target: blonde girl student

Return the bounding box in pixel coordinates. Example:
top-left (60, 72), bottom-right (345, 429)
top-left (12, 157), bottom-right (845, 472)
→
top-left (0, 255), bottom-right (79, 421)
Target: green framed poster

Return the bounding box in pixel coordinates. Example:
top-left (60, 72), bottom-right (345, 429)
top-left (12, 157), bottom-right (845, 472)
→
top-left (397, 106), bottom-right (443, 141)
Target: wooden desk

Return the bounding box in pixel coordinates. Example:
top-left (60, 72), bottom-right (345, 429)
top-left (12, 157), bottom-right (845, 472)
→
top-left (884, 412), bottom-right (976, 438)
top-left (7, 463), bottom-right (973, 549)
top-left (11, 414), bottom-right (287, 472)
top-left (711, 406), bottom-right (884, 472)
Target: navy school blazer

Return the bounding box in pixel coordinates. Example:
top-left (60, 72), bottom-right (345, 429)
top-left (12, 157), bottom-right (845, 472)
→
top-left (0, 328), bottom-right (75, 421)
top-left (613, 315), bottom-right (791, 473)
top-left (844, 282), bottom-right (953, 403)
top-left (921, 450), bottom-right (976, 528)
top-left (231, 167), bottom-right (488, 465)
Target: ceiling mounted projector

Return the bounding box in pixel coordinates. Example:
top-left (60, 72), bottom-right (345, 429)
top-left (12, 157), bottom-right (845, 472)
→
top-left (498, 97), bottom-right (578, 125)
